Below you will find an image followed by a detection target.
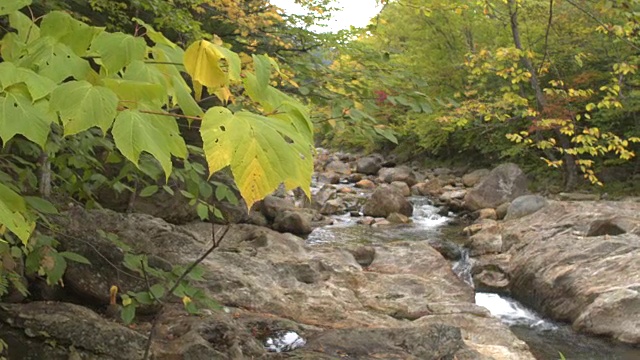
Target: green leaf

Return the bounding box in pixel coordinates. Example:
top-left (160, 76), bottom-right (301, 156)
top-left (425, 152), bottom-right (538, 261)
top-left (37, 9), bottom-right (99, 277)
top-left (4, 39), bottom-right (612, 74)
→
top-left (112, 109), bottom-right (187, 179)
top-left (132, 18), bottom-right (177, 48)
top-left (187, 266), bottom-right (204, 281)
top-left (90, 32), bottom-right (146, 74)
top-left (180, 190), bottom-right (195, 199)
top-left (102, 78), bottom-right (166, 108)
top-left (9, 10), bottom-right (40, 44)
top-left (298, 87), bottom-right (310, 95)
top-left (59, 251), bottom-right (91, 265)
top-left (150, 284), bottom-right (165, 299)
top-left (45, 251), bottom-right (66, 285)
top-left (374, 127), bottom-right (398, 144)
top-left (0, 183), bottom-right (34, 244)
top-left (139, 185), bottom-right (159, 197)
top-left (196, 203), bottom-right (209, 220)
top-left (25, 196), bottom-right (58, 214)
top-left (49, 81), bottom-right (118, 136)
top-left (162, 185), bottom-right (174, 196)
top-left (0, 92), bottom-right (53, 147)
top-left (253, 54), bottom-right (272, 90)
top-left (0, 62), bottom-right (57, 101)
top-left (0, 0), bottom-right (31, 16)
top-left (1, 33), bottom-right (26, 62)
top-left (18, 37), bottom-right (92, 83)
top-left (40, 11), bottom-right (103, 56)
top-left (121, 304), bottom-right (136, 325)
top-left (200, 107), bottom-right (313, 209)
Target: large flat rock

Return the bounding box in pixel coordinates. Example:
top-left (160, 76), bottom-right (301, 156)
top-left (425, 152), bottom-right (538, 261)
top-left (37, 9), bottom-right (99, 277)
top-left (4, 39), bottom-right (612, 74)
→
top-left (51, 208), bottom-right (534, 359)
top-left (501, 201), bottom-right (640, 344)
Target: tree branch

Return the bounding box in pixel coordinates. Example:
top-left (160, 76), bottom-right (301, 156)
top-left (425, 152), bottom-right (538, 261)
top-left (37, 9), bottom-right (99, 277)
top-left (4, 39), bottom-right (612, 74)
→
top-left (564, 0), bottom-right (640, 52)
top-left (142, 221), bottom-right (229, 360)
top-left (538, 0), bottom-right (554, 75)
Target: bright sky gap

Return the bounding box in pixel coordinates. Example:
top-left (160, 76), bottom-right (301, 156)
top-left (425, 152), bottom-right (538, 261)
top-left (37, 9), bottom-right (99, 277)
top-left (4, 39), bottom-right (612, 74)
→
top-left (270, 0), bottom-right (383, 32)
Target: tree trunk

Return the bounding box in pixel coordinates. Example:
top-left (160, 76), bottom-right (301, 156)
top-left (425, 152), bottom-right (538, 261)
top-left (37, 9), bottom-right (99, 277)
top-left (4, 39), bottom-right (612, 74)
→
top-left (507, 0), bottom-right (577, 190)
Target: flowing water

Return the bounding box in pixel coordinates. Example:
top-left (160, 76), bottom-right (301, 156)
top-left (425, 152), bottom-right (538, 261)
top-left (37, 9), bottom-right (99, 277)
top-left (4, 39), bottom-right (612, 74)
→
top-left (306, 189), bottom-right (640, 360)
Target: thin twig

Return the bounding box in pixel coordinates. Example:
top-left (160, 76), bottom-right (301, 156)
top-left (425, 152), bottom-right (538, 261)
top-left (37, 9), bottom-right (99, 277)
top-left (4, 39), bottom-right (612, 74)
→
top-left (136, 109), bottom-right (202, 121)
top-left (142, 221), bottom-right (229, 360)
top-left (538, 0), bottom-right (554, 75)
top-left (564, 0), bottom-right (640, 52)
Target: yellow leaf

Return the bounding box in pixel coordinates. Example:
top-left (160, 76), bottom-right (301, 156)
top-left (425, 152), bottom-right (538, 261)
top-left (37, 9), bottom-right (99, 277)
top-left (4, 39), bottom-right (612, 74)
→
top-left (183, 40), bottom-right (227, 97)
top-left (182, 296), bottom-right (192, 306)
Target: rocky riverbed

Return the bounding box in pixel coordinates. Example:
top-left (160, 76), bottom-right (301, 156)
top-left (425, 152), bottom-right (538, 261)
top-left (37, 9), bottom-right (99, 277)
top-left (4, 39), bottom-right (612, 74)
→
top-left (2, 149), bottom-right (639, 359)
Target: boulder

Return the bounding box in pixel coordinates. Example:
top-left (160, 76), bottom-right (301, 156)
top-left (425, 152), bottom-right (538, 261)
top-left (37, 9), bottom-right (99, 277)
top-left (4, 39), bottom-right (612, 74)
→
top-left (474, 208), bottom-right (498, 221)
top-left (378, 166), bottom-right (418, 186)
top-left (0, 302), bottom-right (146, 359)
top-left (261, 195), bottom-right (296, 221)
top-left (320, 198), bottom-right (345, 215)
top-left (462, 169), bottom-right (491, 187)
top-left (317, 171), bottom-right (341, 184)
top-left (363, 185), bottom-right (413, 218)
top-left (312, 184), bottom-right (338, 209)
top-left (440, 189), bottom-right (467, 202)
top-left (356, 155), bottom-right (383, 175)
top-left (495, 202), bottom-right (510, 220)
top-left (390, 181), bottom-right (411, 197)
top-left (504, 194), bottom-right (548, 220)
top-left (387, 212), bottom-right (411, 224)
top-left (503, 201), bottom-right (640, 344)
top-left (464, 163), bottom-right (528, 211)
top-left (355, 179), bottom-right (376, 189)
top-left (273, 210), bottom-right (313, 235)
top-left (347, 173), bottom-right (363, 183)
top-left (325, 160), bottom-right (351, 175)
top-left (412, 180), bottom-right (443, 196)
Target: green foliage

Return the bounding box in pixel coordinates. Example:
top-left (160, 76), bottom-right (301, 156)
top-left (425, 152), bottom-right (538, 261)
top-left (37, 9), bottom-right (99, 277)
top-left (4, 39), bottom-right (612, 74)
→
top-left (0, 0), bottom-right (313, 318)
top-left (311, 0), bottom-right (639, 188)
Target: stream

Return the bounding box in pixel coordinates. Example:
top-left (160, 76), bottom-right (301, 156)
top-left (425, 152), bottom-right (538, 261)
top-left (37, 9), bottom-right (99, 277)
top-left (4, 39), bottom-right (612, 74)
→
top-left (306, 190), bottom-right (640, 360)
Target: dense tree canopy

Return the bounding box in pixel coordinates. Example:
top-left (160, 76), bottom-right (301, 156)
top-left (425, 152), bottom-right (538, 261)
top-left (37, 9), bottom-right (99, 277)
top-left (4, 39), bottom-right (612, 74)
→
top-left (298, 0), bottom-right (639, 190)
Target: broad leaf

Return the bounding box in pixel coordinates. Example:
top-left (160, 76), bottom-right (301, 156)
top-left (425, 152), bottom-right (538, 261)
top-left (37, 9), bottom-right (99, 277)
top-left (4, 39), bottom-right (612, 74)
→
top-left (90, 32), bottom-right (146, 74)
top-left (9, 11), bottom-right (40, 44)
top-left (0, 92), bottom-right (52, 147)
top-left (200, 107), bottom-right (313, 208)
top-left (49, 80), bottom-right (118, 136)
top-left (24, 196), bottom-right (58, 214)
top-left (0, 0), bottom-right (31, 16)
top-left (59, 251), bottom-right (91, 265)
top-left (18, 37), bottom-right (92, 83)
top-left (253, 54), bottom-right (272, 90)
top-left (0, 62), bottom-right (56, 101)
top-left (0, 183), bottom-right (34, 245)
top-left (40, 11), bottom-right (103, 56)
top-left (112, 109), bottom-right (187, 178)
top-left (133, 19), bottom-right (177, 48)
top-left (103, 78), bottom-right (166, 108)
top-left (183, 40), bottom-right (241, 101)
top-left (0, 33), bottom-right (26, 62)
top-left (183, 40), bottom-right (226, 99)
